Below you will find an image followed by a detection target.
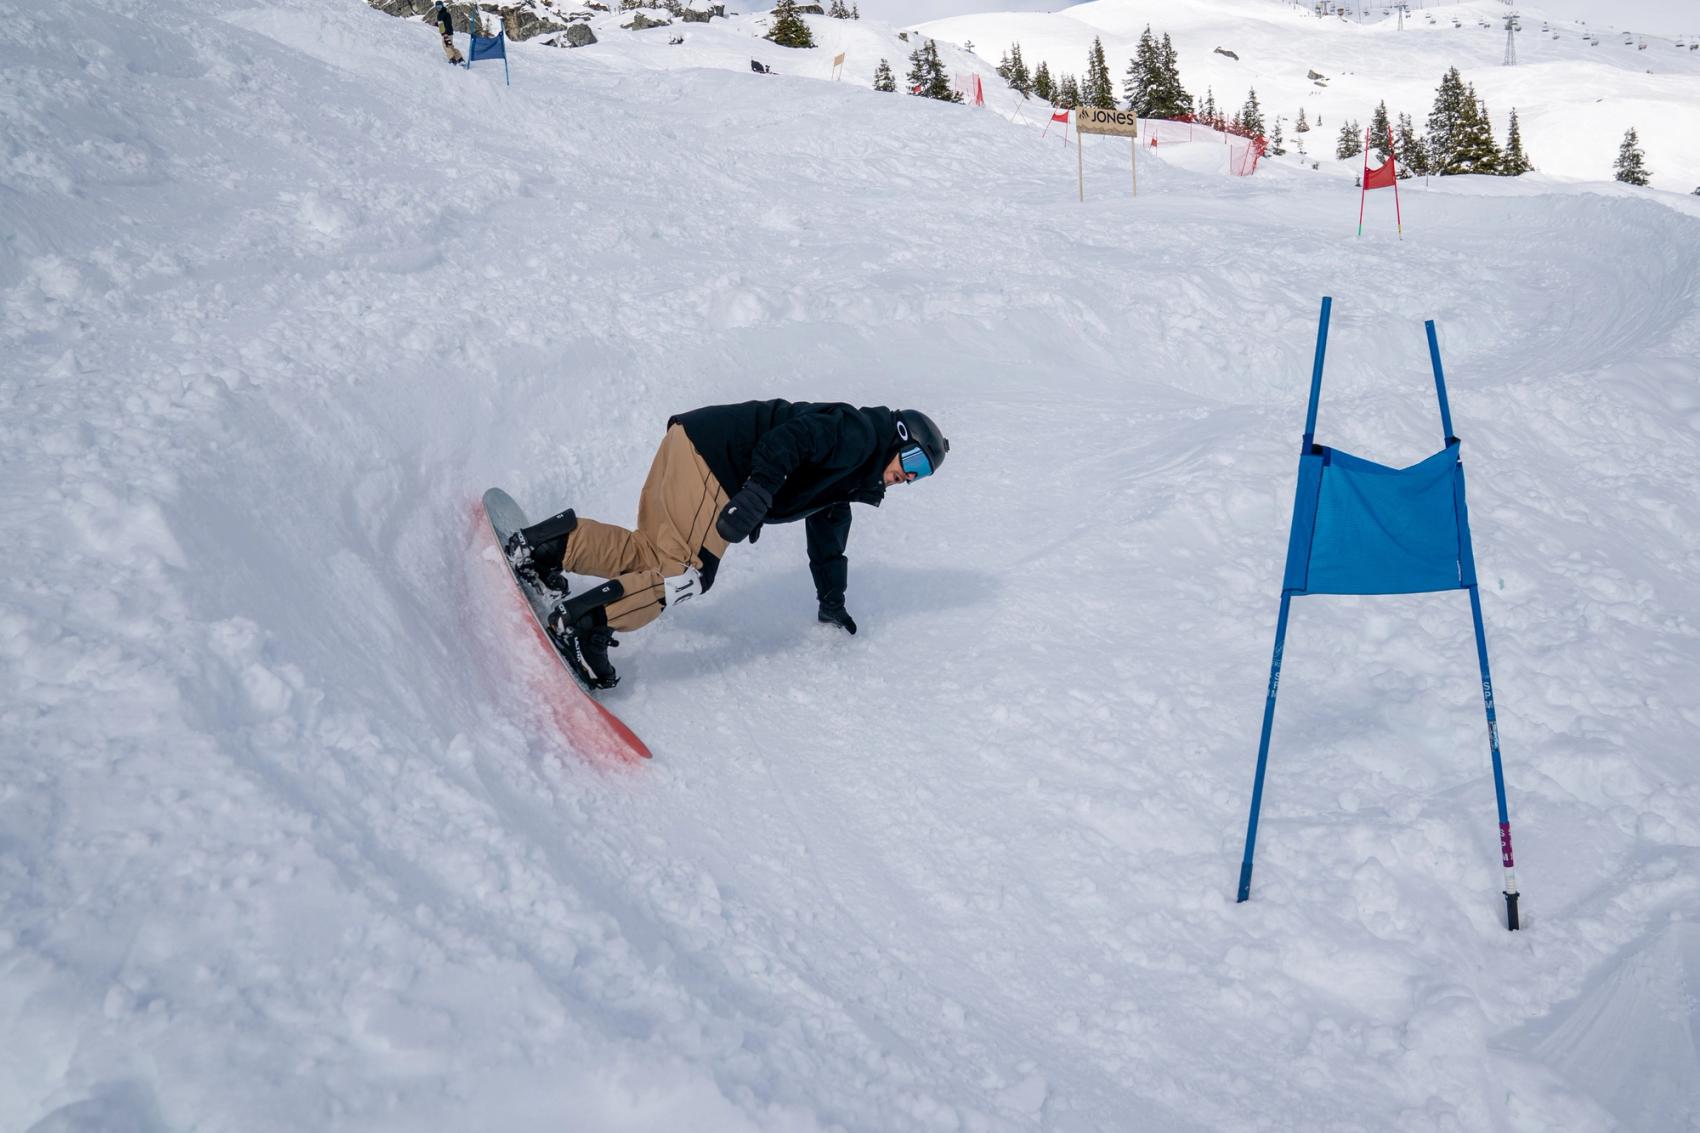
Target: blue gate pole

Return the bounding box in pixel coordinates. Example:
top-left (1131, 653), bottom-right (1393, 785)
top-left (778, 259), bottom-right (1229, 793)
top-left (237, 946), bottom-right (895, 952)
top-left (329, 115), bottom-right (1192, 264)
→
top-left (1428, 319), bottom-right (1520, 931)
top-left (1303, 296), bottom-right (1332, 449)
top-left (1239, 592), bottom-right (1293, 902)
top-left (1239, 296), bottom-right (1332, 904)
top-left (1424, 320), bottom-right (1456, 441)
top-left (1466, 584), bottom-right (1519, 930)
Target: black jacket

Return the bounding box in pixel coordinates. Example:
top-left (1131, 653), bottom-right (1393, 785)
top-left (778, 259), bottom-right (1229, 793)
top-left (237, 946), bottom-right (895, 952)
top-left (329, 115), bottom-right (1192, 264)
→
top-left (669, 400), bottom-right (897, 602)
top-left (435, 5), bottom-right (454, 35)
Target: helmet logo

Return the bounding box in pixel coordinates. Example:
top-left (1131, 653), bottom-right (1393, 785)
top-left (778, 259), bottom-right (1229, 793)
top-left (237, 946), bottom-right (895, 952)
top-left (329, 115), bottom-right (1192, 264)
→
top-left (895, 420), bottom-right (910, 442)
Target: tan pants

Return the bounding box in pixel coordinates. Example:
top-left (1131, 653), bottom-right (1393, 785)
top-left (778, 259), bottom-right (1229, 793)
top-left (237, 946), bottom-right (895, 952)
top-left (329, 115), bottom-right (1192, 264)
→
top-left (441, 32), bottom-right (464, 64)
top-left (564, 424), bottom-right (730, 632)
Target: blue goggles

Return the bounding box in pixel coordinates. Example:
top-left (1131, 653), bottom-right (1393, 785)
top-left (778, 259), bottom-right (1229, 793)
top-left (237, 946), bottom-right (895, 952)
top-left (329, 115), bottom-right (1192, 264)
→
top-left (899, 445), bottom-right (933, 480)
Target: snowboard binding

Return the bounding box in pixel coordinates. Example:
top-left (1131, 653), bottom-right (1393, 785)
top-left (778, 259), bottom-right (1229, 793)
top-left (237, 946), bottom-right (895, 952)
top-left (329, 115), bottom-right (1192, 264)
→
top-left (548, 581), bottom-right (624, 691)
top-left (506, 508), bottom-right (576, 596)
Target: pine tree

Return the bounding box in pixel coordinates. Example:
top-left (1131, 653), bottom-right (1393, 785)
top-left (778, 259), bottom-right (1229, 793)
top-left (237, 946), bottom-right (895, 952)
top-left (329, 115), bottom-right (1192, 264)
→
top-left (1154, 34), bottom-right (1192, 119)
top-left (1368, 100), bottom-right (1392, 160)
top-left (873, 57), bottom-right (895, 92)
top-left (1123, 25), bottom-right (1161, 114)
top-left (906, 47), bottom-right (926, 95)
top-left (1501, 107), bottom-right (1532, 175)
top-left (1295, 106), bottom-right (1310, 133)
top-left (1199, 87), bottom-right (1218, 127)
top-left (766, 0), bottom-right (815, 48)
top-left (1240, 87), bottom-right (1265, 136)
top-left (1271, 119), bottom-right (1286, 156)
top-left (1007, 42), bottom-right (1032, 97)
top-left (851, 3), bottom-right (859, 18)
top-left (1336, 119), bottom-right (1363, 159)
top-left (996, 48), bottom-right (1012, 82)
top-left (1614, 127), bottom-right (1650, 185)
top-left (923, 40), bottom-right (960, 102)
top-left (1083, 36), bottom-right (1115, 109)
top-left (1426, 66), bottom-right (1472, 174)
top-left (1396, 112), bottom-right (1426, 176)
top-left (827, 0), bottom-right (850, 17)
top-left (1451, 88), bottom-right (1503, 173)
top-left (1033, 61), bottom-right (1054, 103)
top-left (1058, 73), bottom-right (1081, 109)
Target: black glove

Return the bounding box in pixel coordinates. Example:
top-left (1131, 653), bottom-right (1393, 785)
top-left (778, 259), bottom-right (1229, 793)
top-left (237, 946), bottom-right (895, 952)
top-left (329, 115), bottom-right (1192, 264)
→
top-left (716, 482), bottom-right (772, 544)
top-left (817, 599), bottom-right (857, 635)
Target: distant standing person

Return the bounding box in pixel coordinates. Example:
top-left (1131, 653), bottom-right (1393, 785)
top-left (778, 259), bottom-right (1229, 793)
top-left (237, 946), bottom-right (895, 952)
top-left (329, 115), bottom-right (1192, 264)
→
top-left (432, 2), bottom-right (463, 65)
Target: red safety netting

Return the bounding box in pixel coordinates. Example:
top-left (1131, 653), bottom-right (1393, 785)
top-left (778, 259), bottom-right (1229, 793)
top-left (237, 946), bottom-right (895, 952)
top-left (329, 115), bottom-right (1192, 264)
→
top-left (953, 73), bottom-right (986, 107)
top-left (1143, 114), bottom-right (1268, 176)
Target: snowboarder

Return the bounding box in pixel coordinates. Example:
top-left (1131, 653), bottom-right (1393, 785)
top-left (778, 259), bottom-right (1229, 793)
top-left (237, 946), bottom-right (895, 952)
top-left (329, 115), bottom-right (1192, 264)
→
top-left (505, 400), bottom-right (950, 689)
top-left (433, 2), bottom-right (464, 65)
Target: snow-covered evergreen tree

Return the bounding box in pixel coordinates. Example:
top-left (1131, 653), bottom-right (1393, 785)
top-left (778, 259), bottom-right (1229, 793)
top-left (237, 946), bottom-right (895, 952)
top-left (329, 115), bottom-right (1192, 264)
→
top-left (1057, 73), bottom-right (1081, 109)
top-left (1083, 36), bottom-right (1115, 109)
top-left (1396, 112), bottom-right (1426, 177)
top-left (905, 47), bottom-right (925, 95)
top-left (1270, 119), bottom-right (1285, 155)
top-left (1123, 26), bottom-right (1161, 115)
top-left (873, 58), bottom-right (895, 93)
top-left (1501, 108), bottom-right (1532, 175)
top-left (1426, 66), bottom-right (1480, 174)
top-left (1614, 127), bottom-right (1650, 185)
top-left (1007, 43), bottom-right (1032, 97)
top-left (1368, 100), bottom-right (1392, 160)
top-left (1199, 87), bottom-right (1218, 128)
top-left (1240, 88), bottom-right (1265, 136)
top-left (920, 40), bottom-right (960, 103)
top-left (1451, 89), bottom-right (1503, 174)
top-left (1295, 106), bottom-right (1310, 133)
top-left (1154, 34), bottom-right (1191, 118)
top-left (766, 0), bottom-right (814, 48)
top-left (1336, 120), bottom-right (1363, 159)
top-left (1033, 61), bottom-right (1054, 104)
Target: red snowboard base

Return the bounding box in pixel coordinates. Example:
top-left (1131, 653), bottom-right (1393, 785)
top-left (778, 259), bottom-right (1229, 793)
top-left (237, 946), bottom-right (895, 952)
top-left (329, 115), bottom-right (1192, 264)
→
top-left (478, 488), bottom-right (651, 762)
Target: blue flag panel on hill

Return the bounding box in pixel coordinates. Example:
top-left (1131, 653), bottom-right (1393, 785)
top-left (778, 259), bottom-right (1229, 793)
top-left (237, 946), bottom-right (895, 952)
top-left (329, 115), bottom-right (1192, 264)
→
top-left (467, 27), bottom-right (509, 85)
top-left (1283, 441), bottom-right (1473, 595)
top-left (1236, 297), bottom-right (1521, 931)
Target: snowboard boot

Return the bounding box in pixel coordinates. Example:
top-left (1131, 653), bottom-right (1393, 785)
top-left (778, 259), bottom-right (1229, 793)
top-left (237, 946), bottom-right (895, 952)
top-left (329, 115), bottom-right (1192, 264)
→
top-left (548, 580), bottom-right (623, 690)
top-left (506, 508), bottom-right (575, 596)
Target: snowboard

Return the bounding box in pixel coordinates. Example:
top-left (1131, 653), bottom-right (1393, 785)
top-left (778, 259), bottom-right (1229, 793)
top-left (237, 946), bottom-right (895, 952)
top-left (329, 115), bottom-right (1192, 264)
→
top-left (479, 487), bottom-right (652, 762)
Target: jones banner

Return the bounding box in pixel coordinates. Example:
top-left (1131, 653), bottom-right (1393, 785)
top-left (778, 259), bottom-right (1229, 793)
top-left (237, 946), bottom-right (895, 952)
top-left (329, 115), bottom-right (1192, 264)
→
top-left (1075, 106), bottom-right (1139, 138)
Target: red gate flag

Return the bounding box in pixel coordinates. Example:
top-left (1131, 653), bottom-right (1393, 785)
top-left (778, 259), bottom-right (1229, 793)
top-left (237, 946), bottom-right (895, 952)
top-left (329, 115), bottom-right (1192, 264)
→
top-left (1041, 108), bottom-right (1071, 145)
top-left (1357, 124), bottom-right (1404, 238)
top-left (1363, 156), bottom-right (1397, 189)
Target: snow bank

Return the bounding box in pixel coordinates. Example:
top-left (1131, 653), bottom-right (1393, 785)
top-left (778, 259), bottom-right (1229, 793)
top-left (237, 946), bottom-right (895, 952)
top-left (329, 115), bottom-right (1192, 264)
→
top-left (3, 0), bottom-right (1699, 1130)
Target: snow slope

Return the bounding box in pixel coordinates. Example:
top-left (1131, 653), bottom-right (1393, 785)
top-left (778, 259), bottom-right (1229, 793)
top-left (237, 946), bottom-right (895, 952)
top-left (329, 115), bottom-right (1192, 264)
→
top-left (919, 0), bottom-right (1700, 192)
top-left (3, 0), bottom-right (1700, 1130)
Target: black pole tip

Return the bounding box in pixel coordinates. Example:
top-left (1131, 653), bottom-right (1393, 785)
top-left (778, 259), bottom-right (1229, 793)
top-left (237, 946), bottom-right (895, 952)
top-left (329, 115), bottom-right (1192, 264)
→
top-left (1504, 891), bottom-right (1520, 931)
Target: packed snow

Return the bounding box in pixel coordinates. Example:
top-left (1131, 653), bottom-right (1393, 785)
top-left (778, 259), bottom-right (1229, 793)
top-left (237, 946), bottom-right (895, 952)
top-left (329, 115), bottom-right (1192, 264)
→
top-left (3, 0), bottom-right (1699, 1130)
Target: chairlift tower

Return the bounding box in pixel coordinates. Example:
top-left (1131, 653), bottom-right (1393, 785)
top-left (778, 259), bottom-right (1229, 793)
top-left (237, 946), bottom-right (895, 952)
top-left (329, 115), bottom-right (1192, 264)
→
top-left (1504, 12), bottom-right (1518, 65)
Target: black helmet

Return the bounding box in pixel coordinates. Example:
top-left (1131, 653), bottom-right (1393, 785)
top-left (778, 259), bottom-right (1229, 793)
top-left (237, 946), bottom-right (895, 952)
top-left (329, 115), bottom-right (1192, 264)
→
top-left (894, 410), bottom-right (949, 479)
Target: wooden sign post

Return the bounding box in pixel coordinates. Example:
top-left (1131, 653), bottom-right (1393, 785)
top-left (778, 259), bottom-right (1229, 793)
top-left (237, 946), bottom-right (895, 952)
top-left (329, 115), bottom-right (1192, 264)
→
top-left (1074, 106), bottom-right (1140, 201)
top-left (831, 51), bottom-right (845, 80)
